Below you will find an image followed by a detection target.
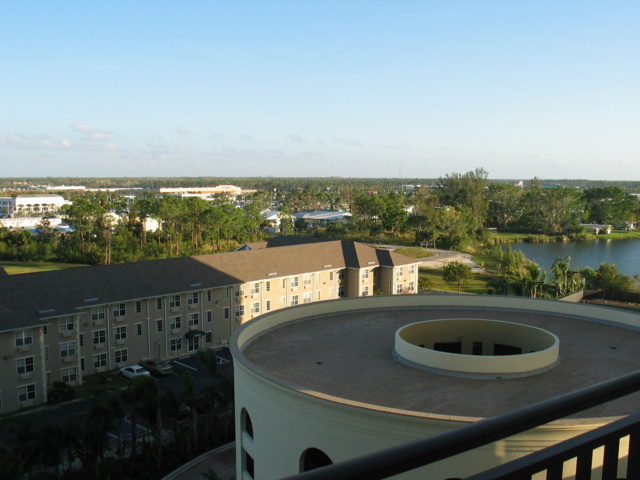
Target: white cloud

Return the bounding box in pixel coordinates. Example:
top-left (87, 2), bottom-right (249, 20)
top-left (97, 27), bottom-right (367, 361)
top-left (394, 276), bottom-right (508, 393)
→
top-left (286, 134), bottom-right (305, 144)
top-left (177, 127), bottom-right (190, 135)
top-left (72, 124), bottom-right (110, 141)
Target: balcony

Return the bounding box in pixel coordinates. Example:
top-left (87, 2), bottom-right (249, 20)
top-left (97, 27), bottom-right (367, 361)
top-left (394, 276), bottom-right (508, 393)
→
top-left (286, 370), bottom-right (640, 480)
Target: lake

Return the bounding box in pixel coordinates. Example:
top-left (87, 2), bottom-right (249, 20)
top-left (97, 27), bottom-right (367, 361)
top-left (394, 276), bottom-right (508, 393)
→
top-left (511, 238), bottom-right (640, 277)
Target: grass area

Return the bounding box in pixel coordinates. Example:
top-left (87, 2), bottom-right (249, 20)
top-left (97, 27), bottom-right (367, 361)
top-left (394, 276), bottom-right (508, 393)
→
top-left (394, 246), bottom-right (435, 259)
top-left (420, 267), bottom-right (493, 295)
top-left (74, 371), bottom-right (129, 398)
top-left (0, 261), bottom-right (86, 275)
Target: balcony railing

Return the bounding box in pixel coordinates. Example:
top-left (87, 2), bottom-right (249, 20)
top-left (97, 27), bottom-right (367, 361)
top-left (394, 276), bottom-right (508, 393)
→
top-left (284, 370), bottom-right (640, 480)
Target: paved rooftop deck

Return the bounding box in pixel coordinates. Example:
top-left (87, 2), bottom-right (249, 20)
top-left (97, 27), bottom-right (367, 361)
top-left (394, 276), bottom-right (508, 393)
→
top-left (243, 306), bottom-right (640, 421)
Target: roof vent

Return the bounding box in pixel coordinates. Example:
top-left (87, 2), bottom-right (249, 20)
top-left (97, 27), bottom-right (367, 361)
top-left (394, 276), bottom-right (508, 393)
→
top-left (267, 272), bottom-right (278, 276)
top-left (323, 265), bottom-right (332, 268)
top-left (190, 283), bottom-right (202, 287)
top-left (368, 261), bottom-right (376, 265)
top-left (38, 309), bottom-right (56, 315)
top-left (84, 297), bottom-right (99, 303)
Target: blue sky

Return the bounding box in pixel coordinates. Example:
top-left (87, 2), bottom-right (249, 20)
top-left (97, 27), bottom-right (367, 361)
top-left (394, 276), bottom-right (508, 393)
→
top-left (1, 1), bottom-right (638, 180)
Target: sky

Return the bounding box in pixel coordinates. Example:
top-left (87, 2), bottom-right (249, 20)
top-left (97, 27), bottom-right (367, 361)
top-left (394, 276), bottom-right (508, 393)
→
top-left (1, 1), bottom-right (639, 181)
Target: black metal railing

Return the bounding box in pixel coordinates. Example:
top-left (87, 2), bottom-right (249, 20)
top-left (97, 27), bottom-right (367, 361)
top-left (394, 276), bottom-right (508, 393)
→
top-left (283, 370), bottom-right (640, 480)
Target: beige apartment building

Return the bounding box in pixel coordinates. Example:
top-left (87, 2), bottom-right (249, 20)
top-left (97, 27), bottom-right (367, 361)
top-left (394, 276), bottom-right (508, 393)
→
top-left (0, 239), bottom-right (420, 414)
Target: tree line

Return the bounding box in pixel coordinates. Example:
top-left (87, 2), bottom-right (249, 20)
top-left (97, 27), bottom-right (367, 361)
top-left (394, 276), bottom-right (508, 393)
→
top-left (1, 168), bottom-right (639, 266)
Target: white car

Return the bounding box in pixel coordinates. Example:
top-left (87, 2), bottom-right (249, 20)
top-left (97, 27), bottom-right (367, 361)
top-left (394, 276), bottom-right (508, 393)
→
top-left (119, 365), bottom-right (151, 380)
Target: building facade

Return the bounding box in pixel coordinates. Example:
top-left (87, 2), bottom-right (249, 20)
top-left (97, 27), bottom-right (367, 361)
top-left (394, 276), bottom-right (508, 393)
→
top-left (231, 295), bottom-right (640, 480)
top-left (0, 239), bottom-right (420, 414)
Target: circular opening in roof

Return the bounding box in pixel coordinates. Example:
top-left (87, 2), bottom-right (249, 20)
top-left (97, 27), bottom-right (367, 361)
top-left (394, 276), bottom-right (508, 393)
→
top-left (394, 319), bottom-right (559, 379)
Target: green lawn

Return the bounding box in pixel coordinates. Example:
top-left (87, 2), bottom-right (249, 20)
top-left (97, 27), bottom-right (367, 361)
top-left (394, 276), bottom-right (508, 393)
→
top-left (0, 261), bottom-right (86, 275)
top-left (394, 246), bottom-right (435, 259)
top-left (74, 371), bottom-right (129, 398)
top-left (420, 267), bottom-right (493, 294)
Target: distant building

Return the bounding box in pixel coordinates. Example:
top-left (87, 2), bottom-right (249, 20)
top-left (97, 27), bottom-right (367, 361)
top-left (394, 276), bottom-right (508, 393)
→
top-left (0, 194), bottom-right (69, 217)
top-left (292, 210), bottom-right (352, 228)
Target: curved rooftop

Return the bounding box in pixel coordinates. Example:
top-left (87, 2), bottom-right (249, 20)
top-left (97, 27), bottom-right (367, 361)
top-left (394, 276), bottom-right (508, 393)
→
top-left (234, 295), bottom-right (640, 423)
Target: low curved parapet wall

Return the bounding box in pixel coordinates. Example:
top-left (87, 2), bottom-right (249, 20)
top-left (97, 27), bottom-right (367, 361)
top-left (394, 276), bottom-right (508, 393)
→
top-left (394, 319), bottom-right (560, 379)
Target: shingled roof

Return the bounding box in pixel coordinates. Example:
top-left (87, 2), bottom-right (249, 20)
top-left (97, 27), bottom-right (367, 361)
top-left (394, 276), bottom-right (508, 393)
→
top-left (0, 240), bottom-right (418, 332)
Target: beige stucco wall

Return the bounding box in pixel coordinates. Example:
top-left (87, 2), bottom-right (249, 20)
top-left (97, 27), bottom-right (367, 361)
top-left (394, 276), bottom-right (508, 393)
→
top-left (395, 319), bottom-right (559, 377)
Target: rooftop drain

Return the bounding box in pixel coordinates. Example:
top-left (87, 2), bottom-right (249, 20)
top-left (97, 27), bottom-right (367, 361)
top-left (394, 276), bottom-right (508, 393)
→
top-left (394, 318), bottom-right (559, 379)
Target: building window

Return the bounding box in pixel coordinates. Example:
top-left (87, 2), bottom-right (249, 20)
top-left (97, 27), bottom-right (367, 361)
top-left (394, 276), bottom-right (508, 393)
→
top-left (135, 301), bottom-right (142, 314)
top-left (44, 346), bottom-right (49, 361)
top-left (251, 302), bottom-right (260, 314)
top-left (61, 366), bottom-right (77, 383)
top-left (329, 271), bottom-right (334, 281)
top-left (206, 311), bottom-right (212, 323)
top-left (303, 274), bottom-right (312, 286)
top-left (80, 357), bottom-right (85, 371)
top-left (156, 320), bottom-right (163, 332)
top-left (16, 357), bottom-right (34, 375)
top-left (408, 281), bottom-right (415, 292)
top-left (316, 291), bottom-right (321, 301)
top-left (265, 281), bottom-right (271, 292)
top-left (408, 265), bottom-right (416, 275)
top-left (59, 317), bottom-right (74, 332)
top-left (170, 338), bottom-right (181, 352)
top-left (92, 329), bottom-right (106, 345)
top-left (43, 326), bottom-right (48, 335)
top-left (362, 286), bottom-right (370, 296)
top-left (265, 300), bottom-right (271, 312)
top-left (279, 296), bottom-right (286, 308)
top-left (280, 278), bottom-right (286, 289)
top-left (205, 332), bottom-right (213, 343)
top-left (235, 305), bottom-right (245, 319)
top-left (396, 284), bottom-right (403, 294)
top-left (135, 323), bottom-right (143, 336)
top-left (188, 313), bottom-right (199, 326)
top-left (250, 283), bottom-right (260, 295)
top-left (290, 294), bottom-right (299, 306)
top-left (170, 295), bottom-right (181, 308)
top-left (328, 287), bottom-right (334, 298)
top-left (91, 307), bottom-right (105, 321)
top-left (207, 290), bottom-right (212, 302)
top-left (79, 334), bottom-right (84, 347)
top-left (338, 286), bottom-right (345, 297)
top-left (60, 341), bottom-right (76, 358)
top-left (303, 292), bottom-right (312, 304)
top-left (291, 276), bottom-right (299, 288)
top-left (396, 267), bottom-right (403, 279)
top-left (114, 326), bottom-right (127, 341)
top-left (114, 349), bottom-right (128, 364)
top-left (170, 316), bottom-right (182, 330)
top-left (93, 353), bottom-right (107, 368)
top-left (157, 298), bottom-right (163, 310)
top-left (223, 288), bottom-right (229, 299)
top-left (362, 270), bottom-right (369, 280)
top-left (188, 292), bottom-right (199, 305)
top-left (235, 286), bottom-right (244, 297)
top-left (223, 307), bottom-right (230, 320)
top-left (113, 303), bottom-right (126, 317)
top-left (18, 384), bottom-right (36, 402)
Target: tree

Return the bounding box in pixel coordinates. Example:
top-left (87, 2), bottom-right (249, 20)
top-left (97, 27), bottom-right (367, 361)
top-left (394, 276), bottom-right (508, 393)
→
top-left (442, 260), bottom-right (473, 293)
top-left (583, 186), bottom-right (637, 226)
top-left (550, 257), bottom-right (584, 297)
top-left (486, 183), bottom-right (524, 228)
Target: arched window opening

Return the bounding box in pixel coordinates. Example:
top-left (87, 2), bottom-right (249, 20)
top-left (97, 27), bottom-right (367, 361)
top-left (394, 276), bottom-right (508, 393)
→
top-left (241, 407), bottom-right (254, 439)
top-left (301, 448), bottom-right (333, 472)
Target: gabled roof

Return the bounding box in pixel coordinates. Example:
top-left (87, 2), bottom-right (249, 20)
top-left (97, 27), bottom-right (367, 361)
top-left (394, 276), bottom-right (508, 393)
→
top-left (0, 240), bottom-right (419, 331)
